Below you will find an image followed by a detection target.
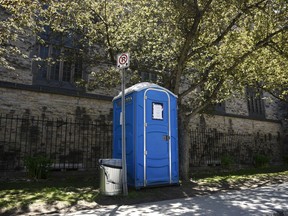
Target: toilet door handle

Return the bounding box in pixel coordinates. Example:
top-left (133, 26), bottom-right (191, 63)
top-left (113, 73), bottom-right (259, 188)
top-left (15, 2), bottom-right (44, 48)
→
top-left (163, 135), bottom-right (170, 141)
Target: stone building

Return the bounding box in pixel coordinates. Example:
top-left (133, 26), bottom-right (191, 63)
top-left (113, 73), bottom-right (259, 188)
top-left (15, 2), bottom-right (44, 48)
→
top-left (0, 23), bottom-right (287, 171)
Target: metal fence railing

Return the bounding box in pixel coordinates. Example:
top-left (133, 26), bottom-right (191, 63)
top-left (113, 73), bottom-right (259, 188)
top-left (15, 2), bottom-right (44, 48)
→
top-left (0, 114), bottom-right (284, 172)
top-left (0, 114), bottom-right (112, 171)
top-left (190, 129), bottom-right (283, 167)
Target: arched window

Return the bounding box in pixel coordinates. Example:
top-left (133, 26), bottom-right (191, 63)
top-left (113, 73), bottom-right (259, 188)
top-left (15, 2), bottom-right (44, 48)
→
top-left (246, 87), bottom-right (265, 119)
top-left (32, 27), bottom-right (85, 89)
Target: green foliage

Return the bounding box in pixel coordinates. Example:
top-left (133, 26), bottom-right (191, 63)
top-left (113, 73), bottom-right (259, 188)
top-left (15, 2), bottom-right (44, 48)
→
top-left (221, 155), bottom-right (235, 168)
top-left (24, 156), bottom-right (52, 180)
top-left (254, 155), bottom-right (270, 168)
top-left (1, 0), bottom-right (287, 105)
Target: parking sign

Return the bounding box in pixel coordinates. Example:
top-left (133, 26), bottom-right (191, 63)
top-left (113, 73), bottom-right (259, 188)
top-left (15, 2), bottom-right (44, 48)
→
top-left (117, 53), bottom-right (130, 69)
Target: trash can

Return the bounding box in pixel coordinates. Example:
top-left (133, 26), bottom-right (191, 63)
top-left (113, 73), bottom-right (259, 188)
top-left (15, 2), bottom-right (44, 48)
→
top-left (99, 159), bottom-right (122, 196)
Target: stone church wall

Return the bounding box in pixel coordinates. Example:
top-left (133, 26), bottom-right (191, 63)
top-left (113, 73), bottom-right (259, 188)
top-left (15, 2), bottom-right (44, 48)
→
top-left (0, 85), bottom-right (113, 121)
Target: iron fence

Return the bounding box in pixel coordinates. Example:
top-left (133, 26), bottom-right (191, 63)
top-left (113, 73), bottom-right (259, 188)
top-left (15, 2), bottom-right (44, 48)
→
top-left (0, 113), bottom-right (284, 172)
top-left (190, 129), bottom-right (283, 167)
top-left (0, 114), bottom-right (112, 171)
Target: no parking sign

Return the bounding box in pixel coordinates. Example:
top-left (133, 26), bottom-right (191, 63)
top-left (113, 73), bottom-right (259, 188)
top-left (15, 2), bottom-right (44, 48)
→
top-left (117, 53), bottom-right (130, 69)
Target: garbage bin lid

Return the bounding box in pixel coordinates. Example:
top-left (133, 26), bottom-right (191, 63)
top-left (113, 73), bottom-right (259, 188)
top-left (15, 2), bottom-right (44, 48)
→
top-left (99, 159), bottom-right (122, 168)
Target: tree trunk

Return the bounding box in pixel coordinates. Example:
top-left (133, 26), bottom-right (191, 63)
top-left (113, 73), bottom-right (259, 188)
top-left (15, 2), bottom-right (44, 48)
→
top-left (178, 112), bottom-right (191, 182)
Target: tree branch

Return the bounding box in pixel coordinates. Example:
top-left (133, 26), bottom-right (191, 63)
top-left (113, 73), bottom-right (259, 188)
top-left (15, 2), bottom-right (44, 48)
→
top-left (172, 0), bottom-right (213, 94)
top-left (104, 0), bottom-right (115, 63)
top-left (183, 24), bottom-right (287, 118)
top-left (89, 3), bottom-right (115, 62)
top-left (202, 0), bottom-right (213, 14)
top-left (183, 78), bottom-right (225, 119)
top-left (268, 41), bottom-right (288, 60)
top-left (188, 0), bottom-right (268, 58)
top-left (256, 82), bottom-right (288, 104)
top-left (228, 25), bottom-right (287, 73)
top-left (179, 61), bottom-right (218, 100)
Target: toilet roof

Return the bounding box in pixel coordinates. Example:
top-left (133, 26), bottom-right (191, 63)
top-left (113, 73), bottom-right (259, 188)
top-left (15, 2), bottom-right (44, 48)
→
top-left (113, 82), bottom-right (177, 100)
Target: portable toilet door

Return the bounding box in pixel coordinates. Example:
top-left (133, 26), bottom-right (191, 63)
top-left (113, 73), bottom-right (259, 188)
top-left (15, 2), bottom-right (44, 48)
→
top-left (144, 88), bottom-right (172, 186)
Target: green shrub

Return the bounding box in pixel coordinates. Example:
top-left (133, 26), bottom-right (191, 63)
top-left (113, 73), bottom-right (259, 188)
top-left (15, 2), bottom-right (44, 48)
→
top-left (24, 155), bottom-right (52, 180)
top-left (221, 155), bottom-right (234, 168)
top-left (254, 154), bottom-right (269, 168)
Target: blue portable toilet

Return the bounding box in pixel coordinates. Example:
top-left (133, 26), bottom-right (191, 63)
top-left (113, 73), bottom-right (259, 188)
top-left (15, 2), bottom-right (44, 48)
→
top-left (113, 82), bottom-right (179, 189)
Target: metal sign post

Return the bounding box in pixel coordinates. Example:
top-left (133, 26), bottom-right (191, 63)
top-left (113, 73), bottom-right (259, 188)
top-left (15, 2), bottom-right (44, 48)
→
top-left (117, 53), bottom-right (129, 196)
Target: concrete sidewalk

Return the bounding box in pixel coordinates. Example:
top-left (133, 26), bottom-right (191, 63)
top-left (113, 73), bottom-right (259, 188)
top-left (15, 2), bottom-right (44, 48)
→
top-left (64, 183), bottom-right (288, 215)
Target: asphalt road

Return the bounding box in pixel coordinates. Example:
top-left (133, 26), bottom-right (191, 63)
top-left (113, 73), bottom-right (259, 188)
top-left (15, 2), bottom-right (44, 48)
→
top-left (63, 183), bottom-right (288, 216)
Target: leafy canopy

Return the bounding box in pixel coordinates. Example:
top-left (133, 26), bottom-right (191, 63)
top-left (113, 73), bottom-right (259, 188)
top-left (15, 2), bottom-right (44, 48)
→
top-left (1, 0), bottom-right (287, 116)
